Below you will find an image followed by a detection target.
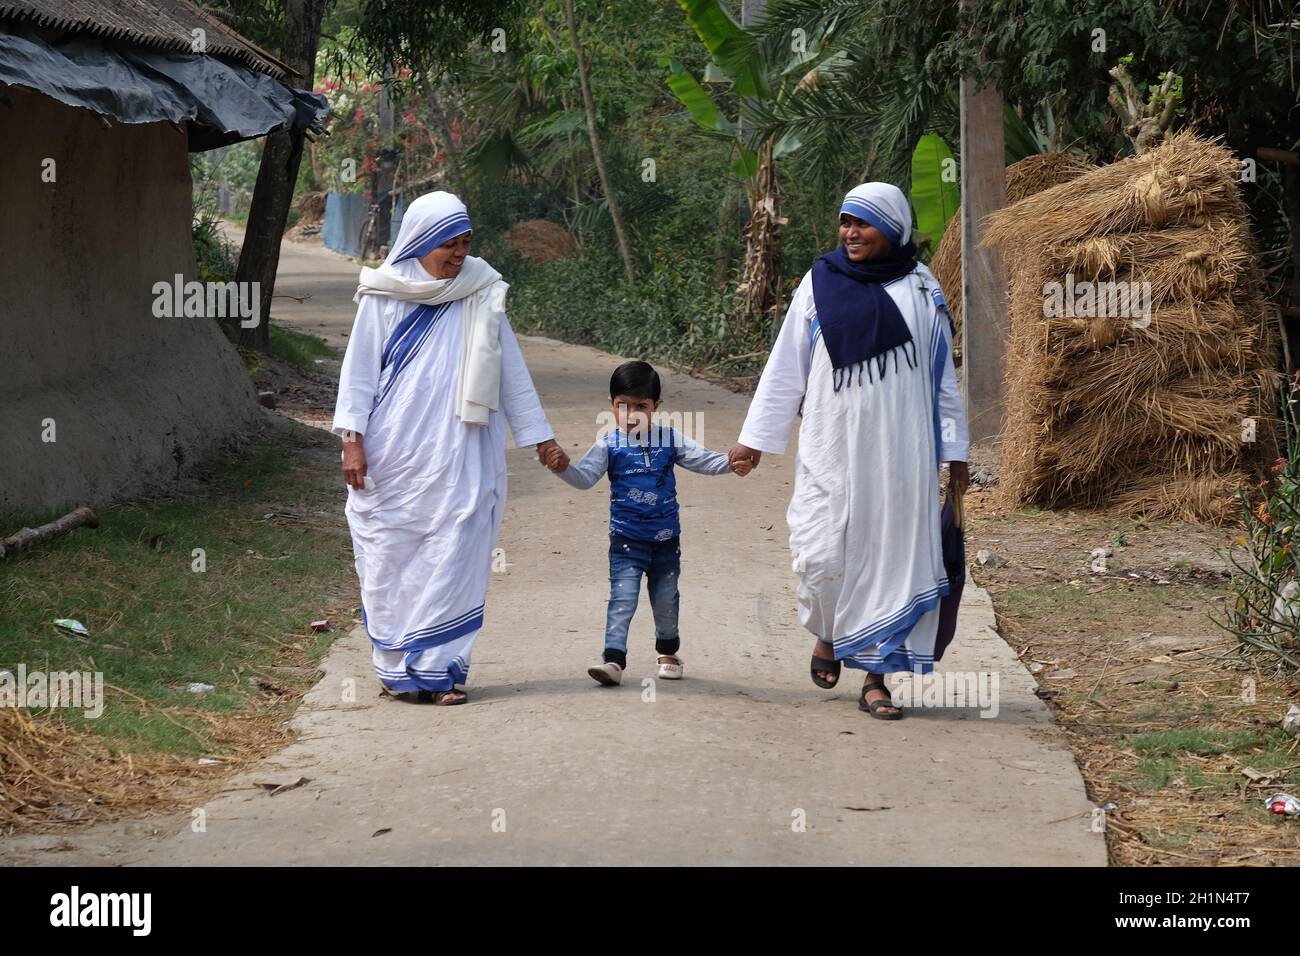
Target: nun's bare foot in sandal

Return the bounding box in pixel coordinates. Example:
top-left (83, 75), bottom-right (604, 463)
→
top-left (859, 676), bottom-right (901, 719)
top-left (810, 638), bottom-right (840, 688)
top-left (419, 688), bottom-right (467, 705)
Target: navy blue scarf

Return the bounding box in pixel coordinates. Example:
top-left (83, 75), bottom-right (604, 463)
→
top-left (811, 242), bottom-right (919, 390)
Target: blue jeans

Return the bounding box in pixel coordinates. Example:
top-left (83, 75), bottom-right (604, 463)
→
top-left (604, 533), bottom-right (681, 667)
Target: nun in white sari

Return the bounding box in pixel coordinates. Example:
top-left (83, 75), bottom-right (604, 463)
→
top-left (332, 192), bottom-right (565, 704)
top-left (731, 183), bottom-right (970, 719)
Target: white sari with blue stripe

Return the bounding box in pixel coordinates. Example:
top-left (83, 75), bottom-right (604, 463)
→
top-left (333, 258), bottom-right (553, 692)
top-left (738, 264), bottom-right (969, 675)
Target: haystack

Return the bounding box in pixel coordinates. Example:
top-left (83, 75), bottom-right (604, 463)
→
top-left (981, 131), bottom-right (1281, 523)
top-left (930, 152), bottom-right (1092, 365)
top-left (505, 219), bottom-right (578, 263)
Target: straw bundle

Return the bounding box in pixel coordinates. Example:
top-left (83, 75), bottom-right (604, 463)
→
top-left (505, 219), bottom-right (579, 263)
top-left (0, 708), bottom-right (173, 828)
top-left (930, 153), bottom-right (1092, 365)
top-left (982, 131), bottom-right (1281, 523)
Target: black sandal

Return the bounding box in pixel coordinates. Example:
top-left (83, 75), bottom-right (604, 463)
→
top-left (859, 680), bottom-right (902, 720)
top-left (419, 688), bottom-right (467, 706)
top-left (810, 654), bottom-right (842, 689)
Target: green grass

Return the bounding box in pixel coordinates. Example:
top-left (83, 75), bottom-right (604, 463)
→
top-left (999, 584), bottom-right (1090, 618)
top-left (1133, 756), bottom-right (1211, 791)
top-left (269, 324), bottom-right (336, 373)
top-left (1000, 581), bottom-right (1225, 624)
top-left (0, 430), bottom-right (353, 758)
top-left (1130, 729), bottom-right (1263, 756)
top-left (1143, 824), bottom-right (1195, 849)
top-left (1126, 728), bottom-right (1298, 794)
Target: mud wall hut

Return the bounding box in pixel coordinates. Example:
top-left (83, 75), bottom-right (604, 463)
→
top-left (0, 0), bottom-right (326, 515)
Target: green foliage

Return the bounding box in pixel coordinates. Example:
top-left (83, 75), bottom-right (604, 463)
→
top-left (191, 143), bottom-right (262, 220)
top-left (508, 248), bottom-right (769, 376)
top-left (214, 0), bottom-right (1294, 375)
top-left (1002, 103), bottom-right (1046, 163)
top-left (750, 0), bottom-right (1296, 284)
top-left (674, 0), bottom-right (772, 99)
top-left (269, 327), bottom-right (338, 372)
top-left (191, 193), bottom-right (239, 285)
top-left (1222, 374), bottom-right (1300, 672)
top-left (661, 55), bottom-right (736, 135)
top-left (909, 133), bottom-right (959, 251)
top-left (290, 0), bottom-right (527, 81)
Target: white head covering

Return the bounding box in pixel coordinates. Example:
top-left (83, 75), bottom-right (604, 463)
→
top-left (356, 188), bottom-right (495, 307)
top-left (385, 191), bottom-right (472, 265)
top-left (839, 183), bottom-right (912, 247)
top-left (354, 190), bottom-right (505, 427)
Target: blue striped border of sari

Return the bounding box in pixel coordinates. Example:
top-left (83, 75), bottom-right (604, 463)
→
top-left (831, 577), bottom-right (949, 662)
top-left (362, 604), bottom-right (485, 654)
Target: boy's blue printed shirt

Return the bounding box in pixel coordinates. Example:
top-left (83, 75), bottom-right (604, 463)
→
top-left (557, 426), bottom-right (732, 541)
top-left (605, 429), bottom-right (681, 541)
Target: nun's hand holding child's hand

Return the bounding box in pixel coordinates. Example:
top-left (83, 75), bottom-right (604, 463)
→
top-left (729, 444), bottom-right (760, 477)
top-left (537, 439), bottom-right (569, 473)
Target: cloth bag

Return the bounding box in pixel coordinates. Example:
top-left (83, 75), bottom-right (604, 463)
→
top-left (933, 491), bottom-right (965, 662)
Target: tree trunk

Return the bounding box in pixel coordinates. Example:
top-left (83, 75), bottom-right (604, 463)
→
top-left (374, 67), bottom-right (396, 256)
top-left (426, 83), bottom-right (465, 195)
top-left (713, 184), bottom-right (738, 286)
top-left (233, 0), bottom-right (328, 350)
top-left (1107, 63), bottom-right (1180, 154)
top-left (563, 0), bottom-right (635, 283)
top-left (735, 0), bottom-right (765, 238)
top-left (733, 140), bottom-right (786, 336)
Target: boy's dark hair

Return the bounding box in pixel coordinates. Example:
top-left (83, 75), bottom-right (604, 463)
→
top-left (610, 361), bottom-right (661, 401)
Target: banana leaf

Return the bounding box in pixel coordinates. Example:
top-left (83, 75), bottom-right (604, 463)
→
top-left (910, 132), bottom-right (960, 249)
top-left (661, 56), bottom-right (734, 136)
top-left (675, 0), bottom-right (771, 100)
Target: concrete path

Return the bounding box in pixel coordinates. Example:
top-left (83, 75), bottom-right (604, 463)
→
top-left (8, 234), bottom-right (1106, 866)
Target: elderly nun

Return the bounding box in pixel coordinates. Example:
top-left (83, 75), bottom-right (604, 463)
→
top-left (730, 183), bottom-right (970, 719)
top-left (332, 192), bottom-right (567, 705)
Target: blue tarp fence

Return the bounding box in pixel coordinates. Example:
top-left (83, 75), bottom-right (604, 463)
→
top-left (322, 192), bottom-right (407, 258)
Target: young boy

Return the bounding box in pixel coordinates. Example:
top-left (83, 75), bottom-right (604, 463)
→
top-left (545, 361), bottom-right (748, 685)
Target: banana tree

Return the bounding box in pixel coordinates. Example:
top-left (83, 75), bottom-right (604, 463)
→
top-left (662, 0), bottom-right (827, 331)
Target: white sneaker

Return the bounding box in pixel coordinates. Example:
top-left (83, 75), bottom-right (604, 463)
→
top-left (656, 654), bottom-right (684, 680)
top-left (587, 661), bottom-right (624, 686)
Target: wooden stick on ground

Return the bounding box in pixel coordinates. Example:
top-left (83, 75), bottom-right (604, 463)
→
top-left (0, 506), bottom-right (99, 559)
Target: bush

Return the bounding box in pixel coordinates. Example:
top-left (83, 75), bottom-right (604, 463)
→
top-left (508, 246), bottom-right (768, 377)
top-left (1223, 372), bottom-right (1300, 673)
top-left (192, 200), bottom-right (239, 285)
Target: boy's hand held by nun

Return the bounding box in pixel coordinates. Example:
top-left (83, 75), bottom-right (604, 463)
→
top-left (728, 444), bottom-right (761, 476)
top-left (536, 439), bottom-right (569, 473)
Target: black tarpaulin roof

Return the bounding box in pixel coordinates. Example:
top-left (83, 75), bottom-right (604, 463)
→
top-left (0, 20), bottom-right (329, 151)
